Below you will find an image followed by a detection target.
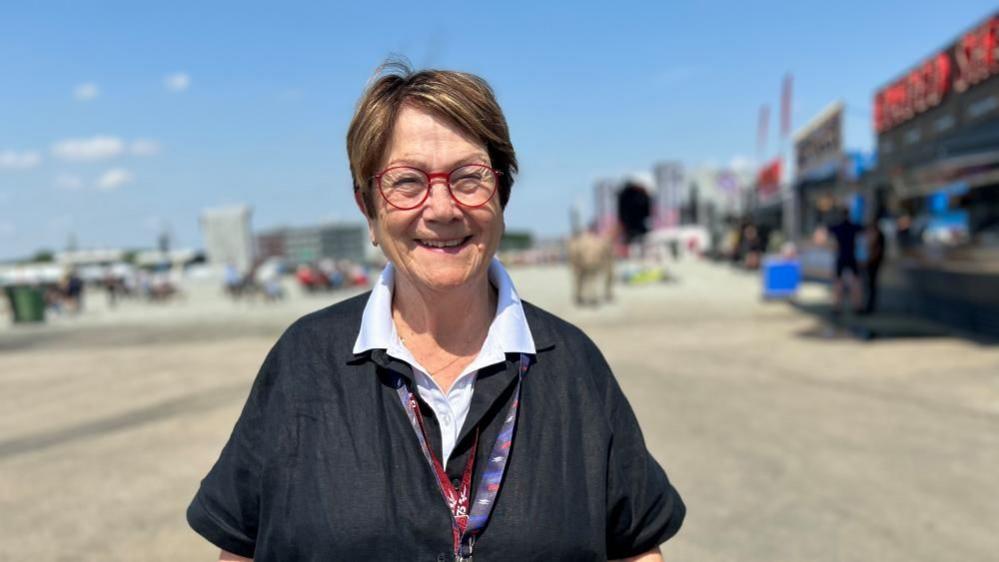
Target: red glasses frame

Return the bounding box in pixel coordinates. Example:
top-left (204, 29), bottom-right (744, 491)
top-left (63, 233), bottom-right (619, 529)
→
top-left (373, 164), bottom-right (502, 210)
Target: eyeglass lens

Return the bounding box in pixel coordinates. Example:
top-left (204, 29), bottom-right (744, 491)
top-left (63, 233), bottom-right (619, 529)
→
top-left (379, 165), bottom-right (496, 208)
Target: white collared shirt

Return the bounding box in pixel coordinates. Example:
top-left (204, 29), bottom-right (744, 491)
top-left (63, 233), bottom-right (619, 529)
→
top-left (352, 257), bottom-right (536, 465)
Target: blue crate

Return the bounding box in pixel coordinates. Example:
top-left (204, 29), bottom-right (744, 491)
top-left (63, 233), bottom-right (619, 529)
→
top-left (762, 258), bottom-right (801, 299)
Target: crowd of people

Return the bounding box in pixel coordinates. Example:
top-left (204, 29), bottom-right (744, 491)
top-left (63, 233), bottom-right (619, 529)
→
top-left (44, 269), bottom-right (85, 315)
top-left (223, 259), bottom-right (284, 301)
top-left (719, 220), bottom-right (786, 269)
top-left (4, 256), bottom-right (381, 324)
top-left (715, 209), bottom-right (886, 316)
top-left (222, 258), bottom-right (373, 302)
top-left (50, 266), bottom-right (183, 313)
top-left (293, 259), bottom-right (371, 292)
top-left (820, 208), bottom-right (885, 316)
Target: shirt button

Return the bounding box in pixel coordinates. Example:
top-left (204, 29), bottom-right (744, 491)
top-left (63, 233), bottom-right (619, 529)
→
top-left (441, 414), bottom-right (452, 425)
top-left (451, 477), bottom-right (461, 489)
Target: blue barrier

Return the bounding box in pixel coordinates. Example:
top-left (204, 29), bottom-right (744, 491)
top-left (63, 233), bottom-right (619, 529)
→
top-left (762, 258), bottom-right (801, 299)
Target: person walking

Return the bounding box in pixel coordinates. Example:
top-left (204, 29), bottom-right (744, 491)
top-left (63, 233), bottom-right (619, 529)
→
top-left (862, 220), bottom-right (885, 314)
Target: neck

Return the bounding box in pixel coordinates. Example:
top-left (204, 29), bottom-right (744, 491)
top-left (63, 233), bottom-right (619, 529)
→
top-left (391, 268), bottom-right (497, 354)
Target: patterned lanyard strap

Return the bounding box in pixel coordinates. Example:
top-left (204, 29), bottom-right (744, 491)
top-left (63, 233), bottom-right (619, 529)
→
top-left (394, 353), bottom-right (531, 561)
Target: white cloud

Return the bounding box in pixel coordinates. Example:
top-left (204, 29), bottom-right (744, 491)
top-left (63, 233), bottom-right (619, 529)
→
top-left (164, 72), bottom-right (190, 92)
top-left (0, 221), bottom-right (14, 235)
top-left (130, 139), bottom-right (161, 156)
top-left (96, 168), bottom-right (134, 191)
top-left (52, 136), bottom-right (124, 162)
top-left (73, 82), bottom-right (100, 101)
top-left (0, 150), bottom-right (42, 170)
top-left (55, 174), bottom-right (84, 190)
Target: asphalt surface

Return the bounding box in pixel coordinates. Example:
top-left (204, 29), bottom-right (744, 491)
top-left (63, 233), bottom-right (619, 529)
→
top-left (1, 260), bottom-right (997, 561)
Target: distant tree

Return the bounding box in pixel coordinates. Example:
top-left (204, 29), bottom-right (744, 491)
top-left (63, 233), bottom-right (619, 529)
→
top-left (500, 231), bottom-right (534, 251)
top-left (30, 249), bottom-right (55, 263)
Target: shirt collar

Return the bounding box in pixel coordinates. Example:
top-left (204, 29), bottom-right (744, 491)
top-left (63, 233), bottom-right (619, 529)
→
top-left (352, 257), bottom-right (536, 358)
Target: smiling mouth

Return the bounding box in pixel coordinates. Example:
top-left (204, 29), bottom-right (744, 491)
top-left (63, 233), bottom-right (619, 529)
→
top-left (415, 235), bottom-right (473, 250)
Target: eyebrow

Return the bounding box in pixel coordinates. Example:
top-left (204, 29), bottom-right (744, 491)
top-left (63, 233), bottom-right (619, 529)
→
top-left (384, 154), bottom-right (490, 171)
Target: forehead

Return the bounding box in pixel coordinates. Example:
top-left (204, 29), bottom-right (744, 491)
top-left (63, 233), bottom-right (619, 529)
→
top-left (383, 105), bottom-right (487, 165)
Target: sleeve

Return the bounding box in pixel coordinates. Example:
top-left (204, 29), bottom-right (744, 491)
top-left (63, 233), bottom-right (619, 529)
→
top-left (597, 349), bottom-right (686, 558)
top-left (186, 336), bottom-right (287, 559)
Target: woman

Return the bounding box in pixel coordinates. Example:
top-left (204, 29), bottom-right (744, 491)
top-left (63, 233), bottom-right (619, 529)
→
top-left (188, 63), bottom-right (685, 561)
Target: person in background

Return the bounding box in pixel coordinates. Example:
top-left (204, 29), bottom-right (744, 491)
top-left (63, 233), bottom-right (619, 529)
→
top-left (827, 207), bottom-right (864, 314)
top-left (895, 213), bottom-right (916, 253)
top-left (254, 259), bottom-right (285, 302)
top-left (767, 228), bottom-right (786, 254)
top-left (729, 220), bottom-right (745, 264)
top-left (103, 268), bottom-right (120, 308)
top-left (63, 268), bottom-right (84, 314)
top-left (741, 224), bottom-right (762, 270)
top-left (720, 222), bottom-right (739, 262)
top-left (568, 223), bottom-right (614, 306)
top-left (862, 220), bottom-right (886, 315)
top-left (223, 263), bottom-right (241, 299)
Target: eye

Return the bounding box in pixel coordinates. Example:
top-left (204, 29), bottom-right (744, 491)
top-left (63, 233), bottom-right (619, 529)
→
top-left (451, 166), bottom-right (489, 185)
top-left (392, 173), bottom-right (422, 187)
top-left (382, 169), bottom-right (427, 193)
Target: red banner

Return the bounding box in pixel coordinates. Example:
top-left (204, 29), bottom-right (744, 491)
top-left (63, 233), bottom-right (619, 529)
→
top-left (780, 74), bottom-right (793, 138)
top-left (756, 159), bottom-right (782, 197)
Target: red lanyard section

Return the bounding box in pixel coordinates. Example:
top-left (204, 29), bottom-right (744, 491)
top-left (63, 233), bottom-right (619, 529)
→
top-left (406, 391), bottom-right (479, 546)
top-left (394, 353), bottom-right (531, 561)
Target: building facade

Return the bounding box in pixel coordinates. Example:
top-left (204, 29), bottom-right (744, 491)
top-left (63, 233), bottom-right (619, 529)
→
top-left (200, 205), bottom-right (254, 274)
top-left (872, 10), bottom-right (999, 335)
top-left (257, 223), bottom-right (376, 266)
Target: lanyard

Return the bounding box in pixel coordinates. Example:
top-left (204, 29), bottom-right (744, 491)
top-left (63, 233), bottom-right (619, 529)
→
top-left (394, 353), bottom-right (531, 561)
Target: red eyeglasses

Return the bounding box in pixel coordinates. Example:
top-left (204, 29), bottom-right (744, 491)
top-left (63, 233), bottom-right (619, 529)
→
top-left (373, 164), bottom-right (501, 210)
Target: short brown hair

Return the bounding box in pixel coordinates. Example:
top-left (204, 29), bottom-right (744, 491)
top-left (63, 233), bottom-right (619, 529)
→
top-left (346, 62), bottom-right (518, 218)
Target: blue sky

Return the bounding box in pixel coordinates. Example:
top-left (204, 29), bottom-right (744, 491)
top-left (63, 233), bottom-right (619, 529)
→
top-left (1, 0), bottom-right (996, 260)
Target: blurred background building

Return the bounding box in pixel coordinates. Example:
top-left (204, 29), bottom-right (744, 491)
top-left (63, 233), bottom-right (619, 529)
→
top-left (257, 223), bottom-right (375, 266)
top-left (868, 9), bottom-right (999, 335)
top-left (791, 101), bottom-right (876, 280)
top-left (199, 205), bottom-right (254, 274)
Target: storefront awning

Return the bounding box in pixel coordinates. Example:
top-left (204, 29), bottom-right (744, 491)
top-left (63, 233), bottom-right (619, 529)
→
top-left (892, 147), bottom-right (999, 198)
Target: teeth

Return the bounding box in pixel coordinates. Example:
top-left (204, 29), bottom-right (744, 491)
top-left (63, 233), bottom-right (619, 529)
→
top-left (421, 238), bottom-right (465, 248)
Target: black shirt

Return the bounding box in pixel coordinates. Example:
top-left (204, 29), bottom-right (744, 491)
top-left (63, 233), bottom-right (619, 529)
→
top-left (829, 220), bottom-right (863, 262)
top-left (187, 293), bottom-right (685, 561)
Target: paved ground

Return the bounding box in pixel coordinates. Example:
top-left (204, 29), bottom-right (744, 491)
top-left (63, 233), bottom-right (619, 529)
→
top-left (1, 260), bottom-right (997, 561)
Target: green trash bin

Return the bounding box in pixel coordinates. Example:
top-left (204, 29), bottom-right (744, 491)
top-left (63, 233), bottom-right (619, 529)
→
top-left (4, 285), bottom-right (46, 323)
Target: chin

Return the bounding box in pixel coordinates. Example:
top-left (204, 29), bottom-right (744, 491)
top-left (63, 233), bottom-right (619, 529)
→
top-left (422, 272), bottom-right (476, 292)
top-left (414, 263), bottom-right (485, 293)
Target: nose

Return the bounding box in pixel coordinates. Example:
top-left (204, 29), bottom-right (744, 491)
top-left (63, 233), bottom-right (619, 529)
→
top-left (422, 177), bottom-right (461, 222)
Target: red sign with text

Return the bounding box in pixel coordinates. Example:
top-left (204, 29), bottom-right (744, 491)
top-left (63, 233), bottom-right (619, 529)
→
top-left (874, 13), bottom-right (999, 134)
